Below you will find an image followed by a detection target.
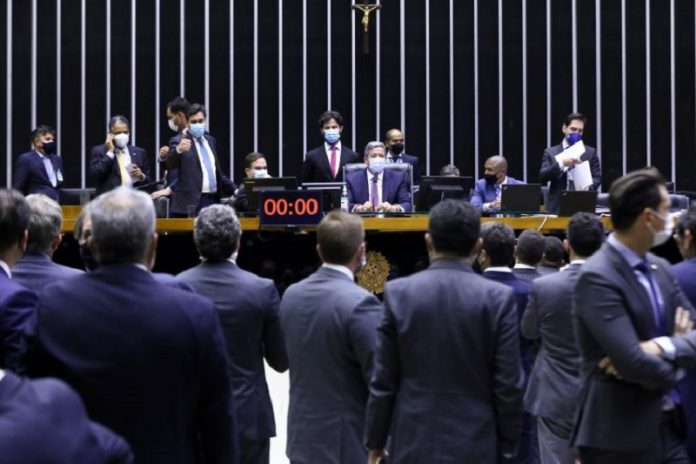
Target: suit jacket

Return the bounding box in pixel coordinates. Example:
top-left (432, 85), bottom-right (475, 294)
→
top-left (0, 370), bottom-right (133, 463)
top-left (538, 143), bottom-right (601, 214)
top-left (12, 150), bottom-right (63, 202)
top-left (512, 267), bottom-right (542, 284)
top-left (177, 261), bottom-right (288, 441)
top-left (470, 177), bottom-right (526, 211)
top-left (0, 271), bottom-right (37, 374)
top-left (346, 169), bottom-right (412, 212)
top-left (387, 152), bottom-right (420, 184)
top-left (30, 264), bottom-right (237, 464)
top-left (90, 144), bottom-right (152, 195)
top-left (572, 242), bottom-right (696, 451)
top-left (537, 265), bottom-right (560, 276)
top-left (301, 144), bottom-right (359, 183)
top-left (280, 266), bottom-right (382, 464)
top-left (521, 264), bottom-right (583, 420)
top-left (12, 253), bottom-right (83, 296)
top-left (365, 260), bottom-right (523, 463)
top-left (164, 133), bottom-right (236, 215)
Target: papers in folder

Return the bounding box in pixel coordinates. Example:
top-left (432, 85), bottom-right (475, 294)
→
top-left (555, 141), bottom-right (593, 191)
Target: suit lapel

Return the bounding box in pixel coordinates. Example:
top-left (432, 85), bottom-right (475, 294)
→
top-left (32, 151), bottom-right (50, 183)
top-left (649, 256), bottom-right (676, 334)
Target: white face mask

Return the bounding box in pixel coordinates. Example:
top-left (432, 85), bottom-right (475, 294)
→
top-left (113, 133), bottom-right (130, 148)
top-left (168, 118), bottom-right (178, 132)
top-left (253, 169), bottom-right (269, 179)
top-left (649, 210), bottom-right (674, 248)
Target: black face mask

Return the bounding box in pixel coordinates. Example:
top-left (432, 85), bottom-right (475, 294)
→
top-left (79, 243), bottom-right (99, 272)
top-left (484, 174), bottom-right (498, 184)
top-left (42, 141), bottom-right (57, 155)
top-left (390, 143), bottom-right (404, 156)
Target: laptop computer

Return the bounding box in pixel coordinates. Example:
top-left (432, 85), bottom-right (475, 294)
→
top-left (500, 184), bottom-right (542, 214)
top-left (558, 190), bottom-right (598, 217)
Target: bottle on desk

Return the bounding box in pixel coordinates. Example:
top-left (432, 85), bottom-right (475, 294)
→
top-left (340, 184), bottom-right (349, 212)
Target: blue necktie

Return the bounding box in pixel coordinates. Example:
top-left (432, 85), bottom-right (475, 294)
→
top-left (42, 156), bottom-right (57, 187)
top-left (196, 138), bottom-right (217, 192)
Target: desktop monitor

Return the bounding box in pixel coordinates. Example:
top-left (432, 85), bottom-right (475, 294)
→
top-left (558, 190), bottom-right (598, 216)
top-left (301, 182), bottom-right (345, 211)
top-left (415, 176), bottom-right (474, 212)
top-left (244, 177), bottom-right (298, 211)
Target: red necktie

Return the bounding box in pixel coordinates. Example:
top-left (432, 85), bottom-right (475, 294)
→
top-left (330, 145), bottom-right (338, 178)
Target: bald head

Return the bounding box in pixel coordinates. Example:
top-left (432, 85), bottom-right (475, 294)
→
top-left (483, 155), bottom-right (508, 184)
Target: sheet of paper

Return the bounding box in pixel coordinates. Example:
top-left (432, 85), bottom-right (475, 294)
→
top-left (554, 140), bottom-right (586, 164)
top-left (571, 160), bottom-right (593, 191)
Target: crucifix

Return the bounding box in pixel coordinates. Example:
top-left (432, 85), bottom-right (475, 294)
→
top-left (352, 3), bottom-right (381, 54)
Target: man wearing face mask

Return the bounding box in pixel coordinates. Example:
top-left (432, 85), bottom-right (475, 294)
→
top-left (572, 168), bottom-right (696, 463)
top-left (470, 155), bottom-right (526, 213)
top-left (346, 141), bottom-right (411, 213)
top-left (539, 112), bottom-right (601, 215)
top-left (301, 111), bottom-right (359, 209)
top-left (13, 125), bottom-right (64, 203)
top-left (90, 115), bottom-right (151, 196)
top-left (233, 152), bottom-right (270, 212)
top-left (384, 128), bottom-right (420, 185)
top-left (163, 103), bottom-right (236, 217)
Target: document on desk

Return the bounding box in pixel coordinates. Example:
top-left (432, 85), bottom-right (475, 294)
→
top-left (570, 161), bottom-right (593, 191)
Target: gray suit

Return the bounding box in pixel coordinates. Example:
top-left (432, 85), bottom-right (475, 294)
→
top-left (178, 261), bottom-right (287, 464)
top-left (12, 253), bottom-right (83, 295)
top-left (521, 263), bottom-right (583, 463)
top-left (364, 259), bottom-right (524, 463)
top-left (280, 266), bottom-right (382, 464)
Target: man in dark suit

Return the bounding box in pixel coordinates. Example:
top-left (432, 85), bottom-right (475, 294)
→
top-left (12, 194), bottom-right (82, 294)
top-left (673, 205), bottom-right (696, 463)
top-left (384, 128), bottom-right (420, 184)
top-left (12, 125), bottom-right (63, 202)
top-left (365, 201), bottom-right (523, 463)
top-left (162, 103), bottom-right (236, 216)
top-left (346, 141), bottom-right (412, 212)
top-left (301, 111), bottom-right (359, 209)
top-left (537, 236), bottom-right (565, 276)
top-left (538, 112), bottom-right (601, 214)
top-left (0, 368), bottom-right (133, 463)
top-left (280, 211), bottom-right (382, 464)
top-left (178, 204), bottom-right (288, 464)
top-left (232, 152), bottom-right (270, 213)
top-left (521, 212), bottom-right (605, 464)
top-left (573, 169), bottom-right (696, 463)
top-left (0, 190), bottom-right (37, 375)
top-left (513, 229), bottom-right (545, 284)
top-left (479, 221), bottom-right (537, 464)
top-left (30, 187), bottom-right (237, 464)
top-left (470, 155), bottom-right (526, 212)
top-left (90, 115), bottom-right (151, 195)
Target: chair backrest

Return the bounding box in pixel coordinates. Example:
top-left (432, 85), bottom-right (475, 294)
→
top-left (342, 162), bottom-right (414, 212)
top-left (343, 163), bottom-right (367, 175)
top-left (669, 194), bottom-right (690, 210)
top-left (59, 188), bottom-right (96, 205)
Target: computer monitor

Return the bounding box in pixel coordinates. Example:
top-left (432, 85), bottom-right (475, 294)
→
top-left (301, 182), bottom-right (345, 211)
top-left (500, 184), bottom-right (542, 214)
top-left (558, 190), bottom-right (598, 216)
top-left (244, 177), bottom-right (298, 211)
top-left (415, 176), bottom-right (474, 212)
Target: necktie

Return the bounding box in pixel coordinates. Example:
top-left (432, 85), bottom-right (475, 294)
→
top-left (495, 184), bottom-right (502, 200)
top-left (567, 167), bottom-right (576, 191)
top-left (42, 155), bottom-right (57, 187)
top-left (116, 149), bottom-right (129, 186)
top-left (197, 138), bottom-right (218, 191)
top-left (330, 145), bottom-right (338, 178)
top-left (371, 175), bottom-right (380, 209)
top-left (634, 260), bottom-right (666, 336)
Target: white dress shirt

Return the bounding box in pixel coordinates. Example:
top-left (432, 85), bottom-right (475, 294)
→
top-left (194, 136), bottom-right (218, 193)
top-left (324, 141), bottom-right (343, 178)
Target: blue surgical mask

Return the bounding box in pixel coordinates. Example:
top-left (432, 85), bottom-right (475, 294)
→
top-left (189, 123), bottom-right (206, 139)
top-left (324, 129), bottom-right (340, 145)
top-left (567, 133), bottom-right (582, 145)
top-left (369, 157), bottom-right (386, 174)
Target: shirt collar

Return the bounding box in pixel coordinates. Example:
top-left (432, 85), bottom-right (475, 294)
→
top-left (562, 138), bottom-right (570, 150)
top-left (0, 260), bottom-right (11, 278)
top-left (387, 151), bottom-right (401, 161)
top-left (484, 266), bottom-right (512, 273)
top-left (322, 263), bottom-right (354, 280)
top-left (607, 233), bottom-right (644, 268)
top-left (569, 259), bottom-right (586, 266)
top-left (324, 141), bottom-right (342, 152)
top-left (513, 263), bottom-right (535, 270)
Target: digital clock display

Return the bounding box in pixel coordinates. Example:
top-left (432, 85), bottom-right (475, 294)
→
top-left (259, 190), bottom-right (324, 226)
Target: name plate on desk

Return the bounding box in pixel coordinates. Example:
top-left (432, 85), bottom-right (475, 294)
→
top-left (259, 190), bottom-right (323, 226)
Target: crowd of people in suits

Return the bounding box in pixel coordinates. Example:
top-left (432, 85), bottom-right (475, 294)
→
top-left (0, 161), bottom-right (696, 463)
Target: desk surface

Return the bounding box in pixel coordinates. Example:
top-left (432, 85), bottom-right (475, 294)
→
top-left (61, 206), bottom-right (612, 233)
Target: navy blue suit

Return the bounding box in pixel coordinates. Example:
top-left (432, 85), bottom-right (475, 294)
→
top-left (178, 261), bottom-right (288, 464)
top-left (12, 253), bottom-right (83, 296)
top-left (90, 144), bottom-right (152, 195)
top-left (512, 267), bottom-right (542, 285)
top-left (345, 168), bottom-right (412, 212)
top-left (12, 150), bottom-right (63, 202)
top-left (0, 269), bottom-right (37, 374)
top-left (0, 370), bottom-right (133, 463)
top-left (387, 152), bottom-right (420, 184)
top-left (30, 264), bottom-right (237, 464)
top-left (470, 177), bottom-right (526, 211)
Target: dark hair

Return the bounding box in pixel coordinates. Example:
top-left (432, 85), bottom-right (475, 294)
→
top-left (316, 211), bottom-right (364, 264)
top-left (0, 189), bottom-right (31, 255)
top-left (244, 152), bottom-right (266, 170)
top-left (318, 111), bottom-right (343, 128)
top-left (30, 125), bottom-right (56, 144)
top-left (480, 222), bottom-right (516, 266)
top-left (542, 236), bottom-right (565, 265)
top-left (439, 164), bottom-right (460, 176)
top-left (676, 205), bottom-right (696, 240)
top-left (563, 112), bottom-right (587, 126)
top-left (108, 115), bottom-right (129, 131)
top-left (609, 168), bottom-right (665, 231)
top-left (194, 205), bottom-right (242, 261)
top-left (428, 200), bottom-right (480, 256)
top-left (187, 103), bottom-right (207, 119)
top-left (567, 212), bottom-right (605, 258)
top-left (516, 229), bottom-right (546, 266)
top-left (166, 96), bottom-right (190, 115)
